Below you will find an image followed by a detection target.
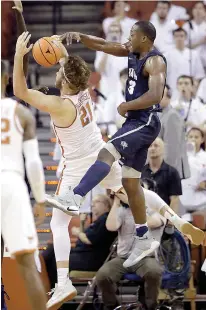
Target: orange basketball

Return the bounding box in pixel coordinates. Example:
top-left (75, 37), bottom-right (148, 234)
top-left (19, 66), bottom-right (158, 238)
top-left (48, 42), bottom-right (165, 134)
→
top-left (32, 37), bottom-right (62, 67)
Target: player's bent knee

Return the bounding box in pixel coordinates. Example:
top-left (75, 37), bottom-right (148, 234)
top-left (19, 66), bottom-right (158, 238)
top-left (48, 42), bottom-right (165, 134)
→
top-left (122, 166), bottom-right (141, 179)
top-left (103, 143), bottom-right (121, 162)
top-left (97, 147), bottom-right (116, 166)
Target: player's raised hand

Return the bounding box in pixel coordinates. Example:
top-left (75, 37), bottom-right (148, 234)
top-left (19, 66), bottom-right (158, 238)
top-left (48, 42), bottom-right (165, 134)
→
top-left (33, 202), bottom-right (46, 227)
top-left (12, 0), bottom-right (23, 13)
top-left (15, 31), bottom-right (33, 56)
top-left (117, 102), bottom-right (128, 118)
top-left (60, 32), bottom-right (81, 46)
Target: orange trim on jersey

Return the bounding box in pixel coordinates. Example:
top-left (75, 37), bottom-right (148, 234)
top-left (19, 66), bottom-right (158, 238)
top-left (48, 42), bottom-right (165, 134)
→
top-left (55, 165), bottom-right (66, 195)
top-left (53, 99), bottom-right (77, 129)
top-left (53, 125), bottom-right (65, 158)
top-left (13, 248), bottom-right (36, 257)
top-left (14, 102), bottom-right (23, 135)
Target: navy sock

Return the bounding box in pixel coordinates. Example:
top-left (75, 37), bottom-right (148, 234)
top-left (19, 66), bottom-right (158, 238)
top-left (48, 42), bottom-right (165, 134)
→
top-left (74, 160), bottom-right (111, 197)
top-left (136, 225), bottom-right (148, 237)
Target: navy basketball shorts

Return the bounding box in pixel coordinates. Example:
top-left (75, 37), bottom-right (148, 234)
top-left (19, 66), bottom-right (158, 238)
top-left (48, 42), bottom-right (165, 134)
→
top-left (106, 113), bottom-right (161, 177)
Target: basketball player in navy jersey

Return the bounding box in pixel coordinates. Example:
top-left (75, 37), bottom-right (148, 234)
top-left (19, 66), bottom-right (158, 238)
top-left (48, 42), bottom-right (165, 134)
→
top-left (47, 21), bottom-right (167, 267)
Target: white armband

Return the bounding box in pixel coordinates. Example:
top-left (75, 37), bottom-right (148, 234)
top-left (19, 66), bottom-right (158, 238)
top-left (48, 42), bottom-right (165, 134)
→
top-left (23, 139), bottom-right (46, 203)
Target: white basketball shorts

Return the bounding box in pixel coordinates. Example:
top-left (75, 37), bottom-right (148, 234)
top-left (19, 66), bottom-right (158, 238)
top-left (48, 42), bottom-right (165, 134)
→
top-left (1, 172), bottom-right (38, 258)
top-left (56, 151), bottom-right (123, 197)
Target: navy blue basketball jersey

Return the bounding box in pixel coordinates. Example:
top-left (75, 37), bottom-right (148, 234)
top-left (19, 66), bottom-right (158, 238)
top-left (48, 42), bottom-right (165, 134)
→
top-left (126, 48), bottom-right (167, 119)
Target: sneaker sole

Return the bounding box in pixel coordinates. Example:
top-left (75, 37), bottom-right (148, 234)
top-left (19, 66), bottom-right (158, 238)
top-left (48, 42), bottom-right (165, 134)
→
top-left (180, 222), bottom-right (205, 245)
top-left (46, 198), bottom-right (79, 216)
top-left (47, 290), bottom-right (77, 310)
top-left (123, 241), bottom-right (160, 268)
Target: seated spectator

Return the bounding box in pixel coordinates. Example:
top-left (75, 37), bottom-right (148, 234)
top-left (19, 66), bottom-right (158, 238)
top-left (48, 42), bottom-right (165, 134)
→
top-left (95, 1), bottom-right (136, 105)
top-left (102, 1), bottom-right (137, 43)
top-left (183, 1), bottom-right (206, 72)
top-left (171, 75), bottom-right (206, 128)
top-left (102, 68), bottom-right (127, 136)
top-left (159, 84), bottom-right (190, 179)
top-left (96, 192), bottom-right (166, 310)
top-left (142, 137), bottom-right (182, 212)
top-left (150, 1), bottom-right (187, 23)
top-left (197, 77), bottom-right (206, 104)
top-left (180, 127), bottom-right (206, 213)
top-left (69, 195), bottom-right (117, 272)
top-left (94, 52), bottom-right (126, 106)
top-left (150, 1), bottom-right (177, 53)
top-left (165, 28), bottom-right (205, 92)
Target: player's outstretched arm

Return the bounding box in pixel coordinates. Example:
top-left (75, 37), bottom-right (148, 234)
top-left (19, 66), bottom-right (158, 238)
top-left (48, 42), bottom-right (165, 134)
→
top-left (118, 56), bottom-right (166, 116)
top-left (61, 32), bottom-right (129, 57)
top-left (12, 0), bottom-right (29, 77)
top-left (16, 104), bottom-right (46, 226)
top-left (13, 32), bottom-right (62, 113)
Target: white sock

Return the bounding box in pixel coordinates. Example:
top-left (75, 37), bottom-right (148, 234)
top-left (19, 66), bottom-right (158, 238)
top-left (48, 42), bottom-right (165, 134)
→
top-left (135, 223), bottom-right (148, 228)
top-left (57, 268), bottom-right (69, 287)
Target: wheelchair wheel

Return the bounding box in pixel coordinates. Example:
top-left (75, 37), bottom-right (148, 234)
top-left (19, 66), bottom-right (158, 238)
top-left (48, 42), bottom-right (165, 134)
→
top-left (114, 302), bottom-right (144, 310)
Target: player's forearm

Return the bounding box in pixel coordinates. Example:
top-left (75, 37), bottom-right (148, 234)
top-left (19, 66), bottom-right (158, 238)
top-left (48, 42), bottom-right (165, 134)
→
top-left (13, 54), bottom-right (28, 100)
top-left (14, 10), bottom-right (29, 77)
top-left (80, 33), bottom-right (107, 50)
top-left (23, 139), bottom-right (46, 203)
top-left (79, 33), bottom-right (128, 56)
top-left (125, 90), bottom-right (161, 111)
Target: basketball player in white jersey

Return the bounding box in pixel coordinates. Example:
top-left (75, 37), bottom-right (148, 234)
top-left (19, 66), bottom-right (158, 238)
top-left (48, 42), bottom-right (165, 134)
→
top-left (13, 32), bottom-right (205, 310)
top-left (13, 31), bottom-right (123, 309)
top-left (1, 60), bottom-right (47, 310)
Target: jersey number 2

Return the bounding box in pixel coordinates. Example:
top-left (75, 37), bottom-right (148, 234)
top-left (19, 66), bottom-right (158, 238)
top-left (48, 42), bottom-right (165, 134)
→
top-left (80, 103), bottom-right (93, 127)
top-left (1, 118), bottom-right (10, 144)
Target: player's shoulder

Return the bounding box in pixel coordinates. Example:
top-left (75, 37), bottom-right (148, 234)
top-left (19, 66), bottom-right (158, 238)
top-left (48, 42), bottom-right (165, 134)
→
top-left (61, 97), bottom-right (77, 111)
top-left (145, 54), bottom-right (167, 73)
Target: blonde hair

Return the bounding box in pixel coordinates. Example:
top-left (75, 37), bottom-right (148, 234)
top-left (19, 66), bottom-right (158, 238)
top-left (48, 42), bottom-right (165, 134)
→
top-left (93, 194), bottom-right (112, 210)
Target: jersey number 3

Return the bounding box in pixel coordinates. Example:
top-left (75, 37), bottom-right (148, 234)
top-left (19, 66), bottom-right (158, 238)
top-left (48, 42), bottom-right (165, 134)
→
top-left (1, 118), bottom-right (10, 144)
top-left (80, 103), bottom-right (93, 127)
top-left (128, 80), bottom-right (136, 95)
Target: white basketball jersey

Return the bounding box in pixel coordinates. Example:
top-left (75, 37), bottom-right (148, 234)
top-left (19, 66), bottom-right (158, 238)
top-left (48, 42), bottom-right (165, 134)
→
top-left (1, 98), bottom-right (24, 176)
top-left (53, 89), bottom-right (104, 162)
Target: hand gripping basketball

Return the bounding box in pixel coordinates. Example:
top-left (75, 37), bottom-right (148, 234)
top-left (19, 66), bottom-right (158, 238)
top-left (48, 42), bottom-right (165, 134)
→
top-left (15, 31), bottom-right (33, 56)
